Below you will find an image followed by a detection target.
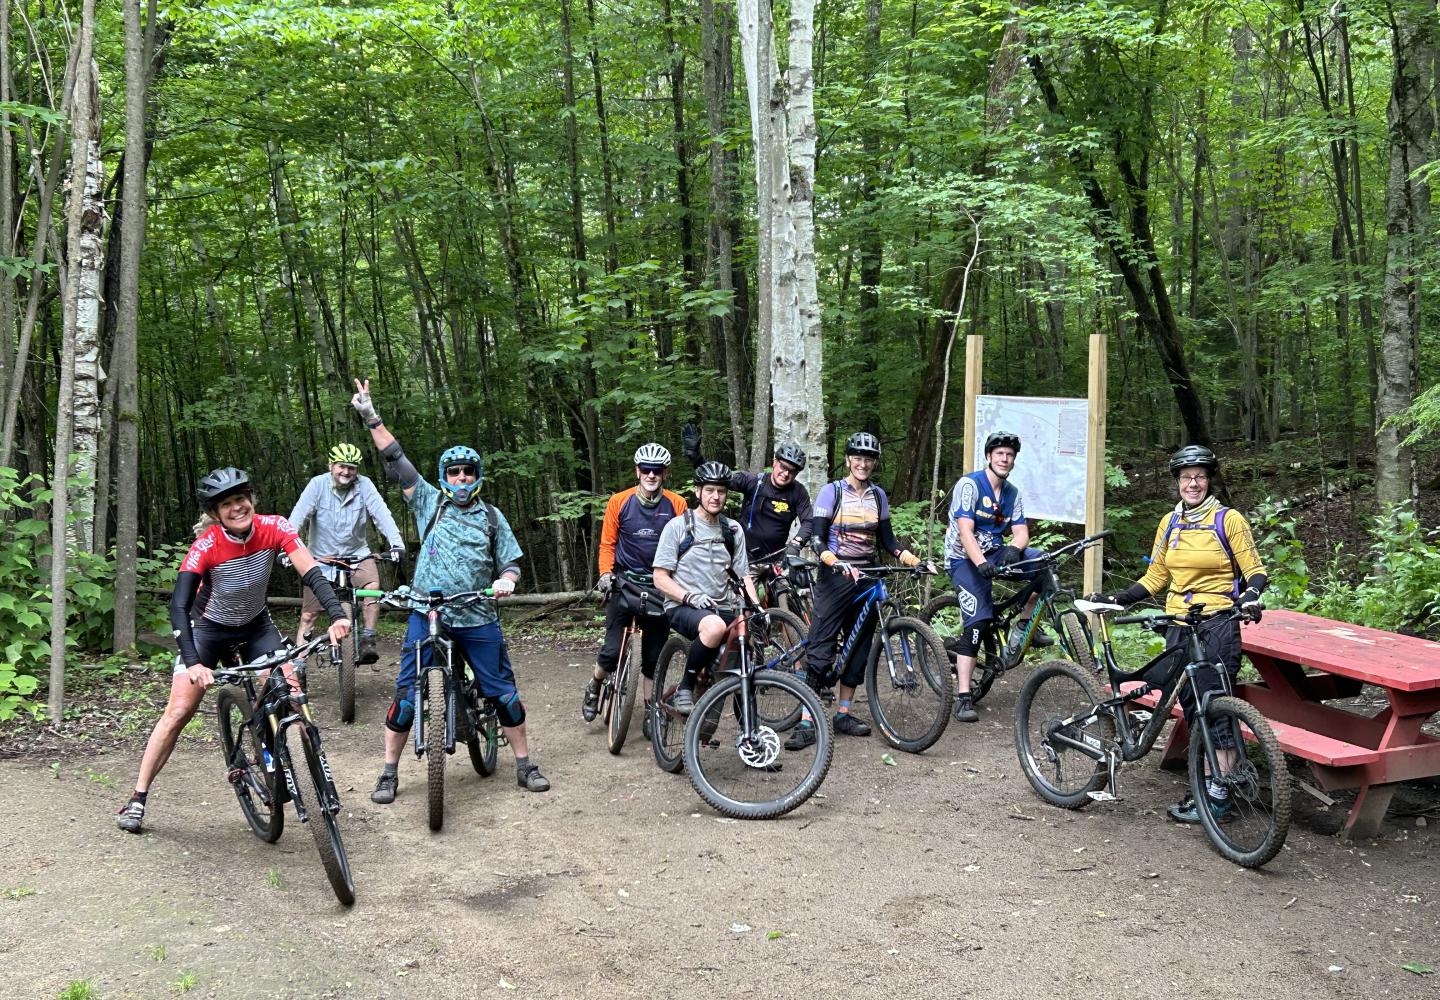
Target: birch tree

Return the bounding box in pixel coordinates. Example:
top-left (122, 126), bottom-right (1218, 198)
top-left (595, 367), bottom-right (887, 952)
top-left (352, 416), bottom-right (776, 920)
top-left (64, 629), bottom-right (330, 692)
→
top-left (737, 0), bottom-right (826, 495)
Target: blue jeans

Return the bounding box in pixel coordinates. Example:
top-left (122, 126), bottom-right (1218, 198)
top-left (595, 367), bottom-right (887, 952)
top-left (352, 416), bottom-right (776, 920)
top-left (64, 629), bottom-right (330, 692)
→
top-left (395, 614), bottom-right (517, 702)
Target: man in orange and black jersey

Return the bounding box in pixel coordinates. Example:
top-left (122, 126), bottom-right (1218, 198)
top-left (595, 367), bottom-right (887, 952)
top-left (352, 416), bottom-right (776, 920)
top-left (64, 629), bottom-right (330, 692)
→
top-left (581, 443), bottom-right (688, 727)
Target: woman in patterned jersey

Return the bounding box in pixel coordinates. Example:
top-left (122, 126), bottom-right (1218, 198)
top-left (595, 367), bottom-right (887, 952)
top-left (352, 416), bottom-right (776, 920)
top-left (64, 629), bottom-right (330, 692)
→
top-left (115, 467), bottom-right (350, 834)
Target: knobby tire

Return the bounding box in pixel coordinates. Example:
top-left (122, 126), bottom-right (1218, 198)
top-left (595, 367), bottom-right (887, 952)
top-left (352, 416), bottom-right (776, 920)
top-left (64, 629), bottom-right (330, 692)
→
top-left (423, 667), bottom-right (446, 831)
top-left (1189, 696), bottom-right (1291, 869)
top-left (216, 685), bottom-right (283, 843)
top-left (865, 616), bottom-right (952, 753)
top-left (650, 636), bottom-right (689, 773)
top-left (608, 632), bottom-right (642, 754)
top-left (295, 727), bottom-right (356, 905)
top-left (1014, 660), bottom-right (1114, 809)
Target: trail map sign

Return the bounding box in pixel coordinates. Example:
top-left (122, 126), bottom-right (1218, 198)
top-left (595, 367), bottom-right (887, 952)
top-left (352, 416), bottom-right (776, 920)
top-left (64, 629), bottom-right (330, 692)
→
top-left (971, 395), bottom-right (1089, 524)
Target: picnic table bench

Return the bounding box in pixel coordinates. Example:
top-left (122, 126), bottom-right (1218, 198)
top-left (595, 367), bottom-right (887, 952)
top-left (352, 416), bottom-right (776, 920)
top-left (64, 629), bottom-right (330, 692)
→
top-left (1137, 608), bottom-right (1440, 838)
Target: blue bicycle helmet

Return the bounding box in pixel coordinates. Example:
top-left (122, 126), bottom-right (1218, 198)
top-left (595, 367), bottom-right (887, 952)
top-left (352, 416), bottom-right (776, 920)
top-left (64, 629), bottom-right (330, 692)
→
top-left (437, 445), bottom-right (483, 505)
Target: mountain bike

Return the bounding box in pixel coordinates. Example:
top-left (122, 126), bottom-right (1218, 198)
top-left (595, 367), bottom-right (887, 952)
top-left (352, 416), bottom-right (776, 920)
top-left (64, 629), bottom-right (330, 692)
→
top-left (1014, 603), bottom-right (1290, 868)
top-left (750, 548), bottom-right (814, 626)
top-left (214, 633), bottom-right (355, 904)
top-left (766, 564), bottom-right (952, 753)
top-left (355, 587), bottom-right (504, 831)
top-left (649, 571), bottom-right (830, 819)
top-left (593, 574), bottom-right (663, 754)
top-left (920, 531), bottom-right (1109, 703)
top-left (299, 551), bottom-right (402, 723)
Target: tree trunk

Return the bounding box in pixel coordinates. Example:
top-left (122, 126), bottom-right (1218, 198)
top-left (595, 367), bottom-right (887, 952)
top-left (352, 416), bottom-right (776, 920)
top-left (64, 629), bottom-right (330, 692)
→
top-left (737, 0), bottom-right (776, 470)
top-left (857, 0), bottom-right (884, 421)
top-left (68, 71), bottom-right (105, 553)
top-left (1374, 0), bottom-right (1434, 508)
top-left (0, 0), bottom-right (14, 403)
top-left (50, 0), bottom-right (99, 722)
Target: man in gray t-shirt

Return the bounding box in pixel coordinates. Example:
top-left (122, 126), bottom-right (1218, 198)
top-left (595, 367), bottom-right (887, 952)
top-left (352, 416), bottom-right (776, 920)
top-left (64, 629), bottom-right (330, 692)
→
top-left (653, 462), bottom-right (759, 714)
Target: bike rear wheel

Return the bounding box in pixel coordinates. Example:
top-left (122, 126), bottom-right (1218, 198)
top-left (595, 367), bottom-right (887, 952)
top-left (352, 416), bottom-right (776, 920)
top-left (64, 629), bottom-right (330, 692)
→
top-left (917, 593), bottom-right (1003, 703)
top-left (650, 636), bottom-right (689, 773)
top-left (216, 686), bottom-right (283, 843)
top-left (752, 608), bottom-right (809, 731)
top-left (422, 668), bottom-right (446, 831)
top-left (293, 727), bottom-right (356, 905)
top-left (1014, 660), bottom-right (1114, 808)
top-left (686, 673), bottom-right (832, 820)
top-left (338, 603), bottom-right (357, 724)
top-left (1188, 696), bottom-right (1291, 869)
top-left (865, 617), bottom-right (952, 753)
top-left (607, 632), bottom-right (642, 754)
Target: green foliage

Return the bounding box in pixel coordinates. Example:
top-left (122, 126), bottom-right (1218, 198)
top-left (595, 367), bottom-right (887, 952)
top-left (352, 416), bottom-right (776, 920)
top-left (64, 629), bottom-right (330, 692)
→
top-left (0, 468), bottom-right (175, 720)
top-left (1255, 501), bottom-right (1440, 635)
top-left (57, 983), bottom-right (97, 1000)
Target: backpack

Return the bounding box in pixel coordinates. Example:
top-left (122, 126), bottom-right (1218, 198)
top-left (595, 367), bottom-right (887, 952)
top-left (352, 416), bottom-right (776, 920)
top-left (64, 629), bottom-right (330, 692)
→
top-left (422, 497), bottom-right (501, 577)
top-left (675, 509), bottom-right (741, 565)
top-left (1159, 507), bottom-right (1241, 598)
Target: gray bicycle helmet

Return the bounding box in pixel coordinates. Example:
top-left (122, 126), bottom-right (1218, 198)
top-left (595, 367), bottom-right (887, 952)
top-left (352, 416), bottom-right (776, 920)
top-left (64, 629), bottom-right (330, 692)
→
top-left (694, 461), bottom-right (732, 486)
top-left (197, 467), bottom-right (252, 508)
top-left (774, 441), bottom-right (807, 471)
top-left (984, 431), bottom-right (1021, 455)
top-left (1169, 444), bottom-right (1219, 477)
top-left (633, 442), bottom-right (672, 467)
top-left (845, 431), bottom-right (881, 457)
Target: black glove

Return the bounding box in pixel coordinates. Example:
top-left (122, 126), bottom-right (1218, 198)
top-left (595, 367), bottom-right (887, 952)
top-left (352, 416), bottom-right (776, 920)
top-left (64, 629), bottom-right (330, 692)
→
top-left (1084, 592), bottom-right (1131, 608)
top-left (998, 545), bottom-right (1023, 567)
top-left (1238, 587), bottom-right (1263, 623)
top-left (681, 422), bottom-right (703, 464)
top-left (976, 560), bottom-right (998, 580)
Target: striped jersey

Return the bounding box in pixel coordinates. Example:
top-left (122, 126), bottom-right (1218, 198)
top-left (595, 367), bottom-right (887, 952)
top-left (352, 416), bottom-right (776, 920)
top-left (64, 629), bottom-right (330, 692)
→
top-left (813, 479), bottom-right (890, 561)
top-left (179, 515), bottom-right (303, 626)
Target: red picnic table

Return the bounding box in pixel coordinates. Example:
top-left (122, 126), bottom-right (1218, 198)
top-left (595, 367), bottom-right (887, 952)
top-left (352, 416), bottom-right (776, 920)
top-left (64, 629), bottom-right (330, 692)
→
top-left (1148, 609), bottom-right (1440, 838)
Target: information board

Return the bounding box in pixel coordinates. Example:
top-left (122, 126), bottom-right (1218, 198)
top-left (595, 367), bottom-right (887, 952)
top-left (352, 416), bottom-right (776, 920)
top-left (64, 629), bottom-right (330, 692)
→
top-left (970, 395), bottom-right (1089, 524)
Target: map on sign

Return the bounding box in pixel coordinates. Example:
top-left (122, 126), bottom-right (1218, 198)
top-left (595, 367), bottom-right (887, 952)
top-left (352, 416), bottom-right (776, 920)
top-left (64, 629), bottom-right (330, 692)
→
top-left (971, 395), bottom-right (1089, 524)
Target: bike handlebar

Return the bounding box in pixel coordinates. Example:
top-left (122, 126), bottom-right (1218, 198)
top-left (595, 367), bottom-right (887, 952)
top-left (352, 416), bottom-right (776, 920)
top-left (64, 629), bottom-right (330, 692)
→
top-left (353, 587), bottom-right (496, 609)
top-left (999, 530), bottom-right (1113, 576)
top-left (212, 633), bottom-right (334, 684)
top-left (1113, 605), bottom-right (1250, 629)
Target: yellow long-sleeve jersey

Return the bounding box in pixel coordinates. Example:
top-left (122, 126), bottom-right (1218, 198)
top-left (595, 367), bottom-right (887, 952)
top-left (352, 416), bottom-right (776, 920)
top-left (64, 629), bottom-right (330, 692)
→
top-left (1137, 506), bottom-right (1266, 614)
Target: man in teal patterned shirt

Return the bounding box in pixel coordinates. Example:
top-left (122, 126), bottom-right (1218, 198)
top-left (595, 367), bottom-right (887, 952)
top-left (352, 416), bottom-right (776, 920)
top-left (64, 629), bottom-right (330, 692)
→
top-left (352, 379), bottom-right (550, 803)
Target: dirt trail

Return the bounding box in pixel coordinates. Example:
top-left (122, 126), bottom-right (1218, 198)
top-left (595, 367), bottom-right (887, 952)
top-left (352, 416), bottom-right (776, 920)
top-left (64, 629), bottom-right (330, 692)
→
top-left (3, 636), bottom-right (1437, 999)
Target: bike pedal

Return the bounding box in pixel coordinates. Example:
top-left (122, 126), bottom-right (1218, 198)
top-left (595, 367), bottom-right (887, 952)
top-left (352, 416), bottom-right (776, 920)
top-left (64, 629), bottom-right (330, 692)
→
top-left (1086, 790), bottom-right (1117, 802)
top-left (226, 767), bottom-right (246, 785)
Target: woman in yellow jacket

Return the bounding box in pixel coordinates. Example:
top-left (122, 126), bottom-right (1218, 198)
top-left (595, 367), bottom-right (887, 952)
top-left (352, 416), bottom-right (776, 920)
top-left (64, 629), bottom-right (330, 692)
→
top-left (1090, 445), bottom-right (1267, 823)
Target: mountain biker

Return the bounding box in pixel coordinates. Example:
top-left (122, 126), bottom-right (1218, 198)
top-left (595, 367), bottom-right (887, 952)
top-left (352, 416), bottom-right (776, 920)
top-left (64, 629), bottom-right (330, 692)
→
top-left (787, 432), bottom-right (932, 749)
top-left (582, 443), bottom-right (688, 732)
top-left (1086, 444), bottom-right (1267, 823)
top-left (288, 442), bottom-right (406, 667)
top-left (352, 379), bottom-right (550, 800)
top-left (944, 430), bottom-right (1052, 723)
top-left (115, 468), bottom-right (351, 833)
top-left (680, 423), bottom-right (814, 564)
top-left (651, 461), bottom-right (760, 714)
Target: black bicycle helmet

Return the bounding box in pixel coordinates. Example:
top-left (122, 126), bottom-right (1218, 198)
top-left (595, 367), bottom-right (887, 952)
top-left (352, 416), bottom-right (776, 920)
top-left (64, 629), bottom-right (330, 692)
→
top-left (774, 441), bottom-right (807, 471)
top-left (196, 467), bottom-right (252, 508)
top-left (984, 431), bottom-right (1021, 455)
top-left (845, 431), bottom-right (881, 457)
top-left (1169, 444), bottom-right (1219, 477)
top-left (694, 460), bottom-right (732, 486)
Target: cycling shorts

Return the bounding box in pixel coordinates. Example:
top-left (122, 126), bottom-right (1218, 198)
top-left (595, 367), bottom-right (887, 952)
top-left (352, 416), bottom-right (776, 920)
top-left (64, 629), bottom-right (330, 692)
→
top-left (946, 547), bottom-right (1044, 628)
top-left (174, 613), bottom-right (286, 673)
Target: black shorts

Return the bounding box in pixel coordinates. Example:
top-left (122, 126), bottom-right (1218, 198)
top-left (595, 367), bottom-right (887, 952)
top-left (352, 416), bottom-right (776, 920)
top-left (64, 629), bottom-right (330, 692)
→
top-left (176, 613), bottom-right (286, 673)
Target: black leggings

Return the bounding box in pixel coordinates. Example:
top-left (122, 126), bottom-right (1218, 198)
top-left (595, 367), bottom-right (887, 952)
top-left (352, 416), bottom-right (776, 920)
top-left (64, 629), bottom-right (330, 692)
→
top-left (596, 600), bottom-right (669, 679)
top-left (804, 569), bottom-right (876, 689)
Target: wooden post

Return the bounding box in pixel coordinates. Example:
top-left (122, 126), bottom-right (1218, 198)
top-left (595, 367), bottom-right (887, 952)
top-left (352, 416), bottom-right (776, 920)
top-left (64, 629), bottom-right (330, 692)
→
top-left (962, 334), bottom-right (984, 469)
top-left (1084, 332), bottom-right (1108, 596)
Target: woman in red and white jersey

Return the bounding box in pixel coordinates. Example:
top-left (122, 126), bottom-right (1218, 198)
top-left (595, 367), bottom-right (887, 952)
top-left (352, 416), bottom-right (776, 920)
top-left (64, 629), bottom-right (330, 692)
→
top-left (115, 467), bottom-right (350, 834)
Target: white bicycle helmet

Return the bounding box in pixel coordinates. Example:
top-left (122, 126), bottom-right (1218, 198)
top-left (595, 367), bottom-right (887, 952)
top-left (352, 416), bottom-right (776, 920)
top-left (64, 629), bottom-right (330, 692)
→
top-left (633, 443), bottom-right (672, 467)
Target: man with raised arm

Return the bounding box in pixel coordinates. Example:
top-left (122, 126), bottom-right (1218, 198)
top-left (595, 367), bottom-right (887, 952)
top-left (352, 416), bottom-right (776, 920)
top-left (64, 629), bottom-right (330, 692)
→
top-left (351, 379), bottom-right (550, 802)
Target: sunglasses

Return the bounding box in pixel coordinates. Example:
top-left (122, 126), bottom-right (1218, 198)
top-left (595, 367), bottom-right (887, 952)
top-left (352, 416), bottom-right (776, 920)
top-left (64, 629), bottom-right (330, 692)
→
top-left (334, 464), bottom-right (360, 472)
top-left (445, 464), bottom-right (478, 478)
top-left (638, 464), bottom-right (667, 476)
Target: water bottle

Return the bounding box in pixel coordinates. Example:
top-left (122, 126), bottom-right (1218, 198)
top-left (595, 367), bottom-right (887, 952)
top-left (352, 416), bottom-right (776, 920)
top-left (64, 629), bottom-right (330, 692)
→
top-left (262, 749), bottom-right (274, 772)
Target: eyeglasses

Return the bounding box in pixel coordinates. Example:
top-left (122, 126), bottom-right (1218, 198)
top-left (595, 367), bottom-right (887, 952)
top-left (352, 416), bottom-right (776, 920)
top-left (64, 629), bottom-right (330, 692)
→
top-left (774, 460), bottom-right (799, 476)
top-left (445, 465), bottom-right (478, 478)
top-left (1178, 474), bottom-right (1209, 485)
top-left (638, 465), bottom-right (667, 476)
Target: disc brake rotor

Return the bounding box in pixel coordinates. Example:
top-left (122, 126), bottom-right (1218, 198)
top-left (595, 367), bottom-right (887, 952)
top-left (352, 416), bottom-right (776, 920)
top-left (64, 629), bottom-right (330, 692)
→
top-left (737, 727), bottom-right (781, 768)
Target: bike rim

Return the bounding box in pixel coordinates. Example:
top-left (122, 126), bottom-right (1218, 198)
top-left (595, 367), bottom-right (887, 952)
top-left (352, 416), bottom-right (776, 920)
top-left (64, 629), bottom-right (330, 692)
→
top-left (1018, 668), bottom-right (1108, 800)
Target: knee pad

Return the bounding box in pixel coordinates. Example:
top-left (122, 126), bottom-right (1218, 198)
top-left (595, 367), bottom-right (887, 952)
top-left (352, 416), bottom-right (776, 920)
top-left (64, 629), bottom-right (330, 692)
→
top-left (489, 691), bottom-right (525, 728)
top-left (385, 693), bottom-right (415, 733)
top-left (951, 624), bottom-right (983, 658)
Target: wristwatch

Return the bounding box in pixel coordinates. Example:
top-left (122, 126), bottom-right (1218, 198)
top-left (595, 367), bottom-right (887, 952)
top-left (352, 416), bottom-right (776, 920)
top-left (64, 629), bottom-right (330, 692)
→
top-left (366, 417), bottom-right (384, 429)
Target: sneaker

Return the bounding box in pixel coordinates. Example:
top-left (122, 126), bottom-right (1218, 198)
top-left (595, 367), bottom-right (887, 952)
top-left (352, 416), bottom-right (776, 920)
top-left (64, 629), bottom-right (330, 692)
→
top-left (518, 765), bottom-right (551, 792)
top-left (1167, 793), bottom-right (1230, 824)
top-left (784, 722), bottom-right (817, 751)
top-left (642, 700), bottom-right (653, 741)
top-left (358, 631), bottom-right (380, 665)
top-left (1027, 623), bottom-right (1055, 649)
top-left (370, 771), bottom-right (399, 805)
top-left (672, 688), bottom-right (695, 715)
top-left (952, 693), bottom-right (978, 723)
top-left (833, 712), bottom-right (871, 737)
top-left (115, 798), bottom-right (145, 834)
top-left (581, 678), bottom-right (602, 722)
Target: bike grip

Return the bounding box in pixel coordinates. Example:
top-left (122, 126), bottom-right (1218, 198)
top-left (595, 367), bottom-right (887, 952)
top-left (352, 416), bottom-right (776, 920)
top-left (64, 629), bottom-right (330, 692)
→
top-left (1114, 613), bottom-right (1160, 625)
top-left (1087, 529), bottom-right (1114, 541)
top-left (354, 588), bottom-right (386, 597)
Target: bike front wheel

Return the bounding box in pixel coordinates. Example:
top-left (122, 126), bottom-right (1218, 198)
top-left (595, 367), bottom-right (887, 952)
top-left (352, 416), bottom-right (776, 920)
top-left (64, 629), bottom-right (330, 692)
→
top-left (607, 631), bottom-right (642, 755)
top-left (293, 727), bottom-right (356, 905)
top-left (1014, 660), bottom-right (1114, 809)
top-left (422, 668), bottom-right (447, 831)
top-left (865, 617), bottom-right (952, 753)
top-left (686, 673), bottom-right (833, 820)
top-left (1188, 696), bottom-right (1291, 869)
top-left (650, 636), bottom-right (689, 773)
top-left (338, 604), bottom-right (357, 724)
top-left (216, 686), bottom-right (283, 843)
top-left (1057, 609), bottom-right (1098, 674)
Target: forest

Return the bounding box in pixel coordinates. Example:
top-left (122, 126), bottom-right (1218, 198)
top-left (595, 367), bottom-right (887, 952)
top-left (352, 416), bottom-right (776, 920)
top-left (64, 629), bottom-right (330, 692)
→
top-left (0, 0), bottom-right (1436, 719)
